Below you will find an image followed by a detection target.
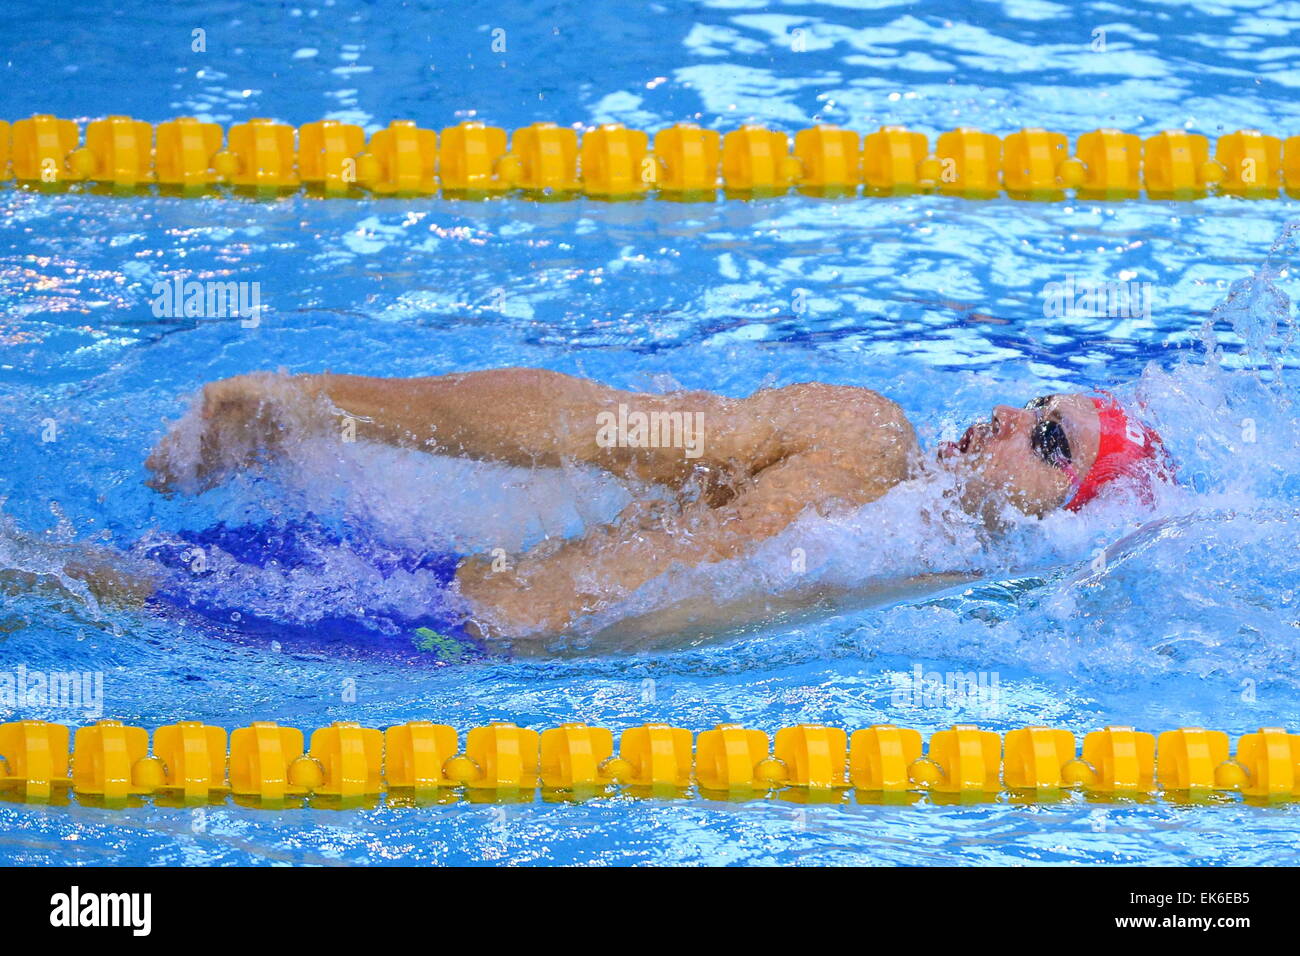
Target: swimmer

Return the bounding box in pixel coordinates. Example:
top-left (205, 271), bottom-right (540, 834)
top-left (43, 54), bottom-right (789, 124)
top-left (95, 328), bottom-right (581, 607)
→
top-left (135, 368), bottom-right (1172, 640)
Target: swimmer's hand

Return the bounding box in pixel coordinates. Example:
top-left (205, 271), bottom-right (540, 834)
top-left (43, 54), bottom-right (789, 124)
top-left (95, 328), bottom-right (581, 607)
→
top-left (145, 373), bottom-right (323, 494)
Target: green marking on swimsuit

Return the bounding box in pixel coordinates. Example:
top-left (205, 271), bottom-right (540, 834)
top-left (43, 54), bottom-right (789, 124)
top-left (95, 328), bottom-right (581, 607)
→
top-left (414, 626), bottom-right (465, 661)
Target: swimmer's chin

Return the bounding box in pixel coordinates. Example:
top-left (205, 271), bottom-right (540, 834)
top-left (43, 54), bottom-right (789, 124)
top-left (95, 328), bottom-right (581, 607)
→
top-left (913, 452), bottom-right (1034, 530)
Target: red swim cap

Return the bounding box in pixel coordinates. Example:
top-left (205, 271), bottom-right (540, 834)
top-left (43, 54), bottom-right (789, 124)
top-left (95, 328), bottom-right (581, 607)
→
top-left (1064, 396), bottom-right (1173, 512)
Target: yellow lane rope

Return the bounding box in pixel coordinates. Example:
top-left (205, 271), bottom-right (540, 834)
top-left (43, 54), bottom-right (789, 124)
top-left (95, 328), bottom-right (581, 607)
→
top-left (2, 115), bottom-right (1297, 200)
top-left (1, 718), bottom-right (1295, 805)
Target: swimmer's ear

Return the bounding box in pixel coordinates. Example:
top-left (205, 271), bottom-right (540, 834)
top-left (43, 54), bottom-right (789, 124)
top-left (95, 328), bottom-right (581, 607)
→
top-left (974, 495), bottom-right (1014, 533)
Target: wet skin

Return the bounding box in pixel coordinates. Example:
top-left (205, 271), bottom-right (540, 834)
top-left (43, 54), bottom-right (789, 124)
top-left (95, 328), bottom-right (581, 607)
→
top-left (144, 369), bottom-right (1103, 638)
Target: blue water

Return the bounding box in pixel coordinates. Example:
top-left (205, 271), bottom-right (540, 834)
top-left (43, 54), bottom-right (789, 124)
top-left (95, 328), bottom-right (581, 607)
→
top-left (2, 0), bottom-right (1300, 865)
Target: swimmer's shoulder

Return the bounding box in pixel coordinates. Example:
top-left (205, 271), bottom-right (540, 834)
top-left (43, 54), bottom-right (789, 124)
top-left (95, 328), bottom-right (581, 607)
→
top-left (738, 382), bottom-right (918, 492)
top-left (763, 382), bottom-right (916, 442)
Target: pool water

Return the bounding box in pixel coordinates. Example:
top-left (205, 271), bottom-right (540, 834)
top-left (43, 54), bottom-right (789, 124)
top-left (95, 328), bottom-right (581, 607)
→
top-left (2, 0), bottom-right (1300, 865)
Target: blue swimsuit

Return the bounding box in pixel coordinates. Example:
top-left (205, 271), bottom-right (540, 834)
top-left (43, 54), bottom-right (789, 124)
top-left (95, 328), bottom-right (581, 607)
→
top-left (143, 514), bottom-right (482, 661)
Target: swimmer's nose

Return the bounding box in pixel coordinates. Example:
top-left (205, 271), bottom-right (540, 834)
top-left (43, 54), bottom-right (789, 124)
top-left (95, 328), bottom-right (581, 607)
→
top-left (992, 405), bottom-right (1032, 438)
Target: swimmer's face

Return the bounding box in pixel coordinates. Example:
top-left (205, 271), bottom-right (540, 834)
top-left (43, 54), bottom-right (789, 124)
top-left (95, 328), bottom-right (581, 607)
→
top-left (937, 393), bottom-right (1102, 517)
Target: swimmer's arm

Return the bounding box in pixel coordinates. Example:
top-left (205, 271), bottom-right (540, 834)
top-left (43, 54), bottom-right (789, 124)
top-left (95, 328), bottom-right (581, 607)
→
top-left (456, 452), bottom-right (886, 638)
top-left (147, 368), bottom-right (723, 491)
top-left (572, 570), bottom-right (984, 651)
top-left (0, 531), bottom-right (161, 607)
top-left (303, 368), bottom-right (711, 467)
